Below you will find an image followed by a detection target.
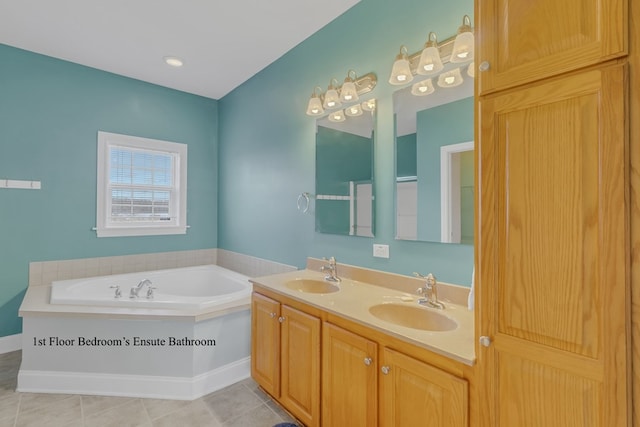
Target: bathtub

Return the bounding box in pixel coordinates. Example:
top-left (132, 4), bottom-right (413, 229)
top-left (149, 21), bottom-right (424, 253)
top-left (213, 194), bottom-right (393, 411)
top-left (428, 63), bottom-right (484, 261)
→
top-left (50, 264), bottom-right (251, 309)
top-left (19, 264), bottom-right (253, 400)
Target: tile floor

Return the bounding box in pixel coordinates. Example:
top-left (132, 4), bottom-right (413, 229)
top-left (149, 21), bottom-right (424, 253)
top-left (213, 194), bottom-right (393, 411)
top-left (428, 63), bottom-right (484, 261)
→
top-left (0, 351), bottom-right (301, 427)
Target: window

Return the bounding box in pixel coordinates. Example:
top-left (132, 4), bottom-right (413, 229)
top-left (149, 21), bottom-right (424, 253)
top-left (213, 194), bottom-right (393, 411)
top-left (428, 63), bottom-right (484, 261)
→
top-left (96, 131), bottom-right (187, 237)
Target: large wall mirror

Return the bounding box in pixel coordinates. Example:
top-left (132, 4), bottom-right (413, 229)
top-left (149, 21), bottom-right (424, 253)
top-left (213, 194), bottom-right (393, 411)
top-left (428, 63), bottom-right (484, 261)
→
top-left (394, 75), bottom-right (473, 243)
top-left (316, 100), bottom-right (376, 237)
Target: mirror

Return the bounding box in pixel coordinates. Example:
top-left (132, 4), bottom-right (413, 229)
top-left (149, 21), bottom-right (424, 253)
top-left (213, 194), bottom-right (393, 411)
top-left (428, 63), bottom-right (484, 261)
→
top-left (394, 73), bottom-right (473, 243)
top-left (316, 100), bottom-right (376, 237)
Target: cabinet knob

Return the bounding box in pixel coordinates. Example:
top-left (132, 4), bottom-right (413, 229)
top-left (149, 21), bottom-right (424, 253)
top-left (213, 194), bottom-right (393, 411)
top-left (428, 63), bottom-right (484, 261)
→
top-left (381, 366), bottom-right (390, 375)
top-left (479, 61), bottom-right (490, 72)
top-left (479, 336), bottom-right (492, 347)
top-left (364, 357), bottom-right (372, 366)
top-left (269, 312), bottom-right (277, 318)
top-left (278, 316), bottom-right (285, 323)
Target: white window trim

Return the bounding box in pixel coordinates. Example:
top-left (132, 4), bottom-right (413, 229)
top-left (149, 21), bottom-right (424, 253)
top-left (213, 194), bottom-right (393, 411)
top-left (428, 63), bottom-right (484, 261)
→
top-left (96, 131), bottom-right (188, 238)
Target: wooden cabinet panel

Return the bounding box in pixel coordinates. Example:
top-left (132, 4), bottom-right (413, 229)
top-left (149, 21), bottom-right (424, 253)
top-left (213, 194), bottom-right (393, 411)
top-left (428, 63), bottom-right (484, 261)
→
top-left (478, 65), bottom-right (628, 426)
top-left (322, 322), bottom-right (377, 427)
top-left (477, 0), bottom-right (627, 93)
top-left (251, 292), bottom-right (280, 397)
top-left (280, 305), bottom-right (320, 427)
top-left (380, 348), bottom-right (468, 427)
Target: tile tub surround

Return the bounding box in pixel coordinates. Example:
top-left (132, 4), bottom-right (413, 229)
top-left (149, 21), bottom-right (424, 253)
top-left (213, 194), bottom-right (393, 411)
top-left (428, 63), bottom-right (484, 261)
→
top-left (27, 249), bottom-right (296, 288)
top-left (252, 260), bottom-right (475, 365)
top-left (0, 351), bottom-right (302, 427)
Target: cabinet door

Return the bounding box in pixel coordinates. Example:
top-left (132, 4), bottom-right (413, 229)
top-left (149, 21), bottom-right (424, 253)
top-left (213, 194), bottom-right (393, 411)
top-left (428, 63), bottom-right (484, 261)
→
top-left (477, 0), bottom-right (626, 93)
top-left (322, 322), bottom-right (377, 427)
top-left (280, 305), bottom-right (320, 427)
top-left (478, 65), bottom-right (628, 426)
top-left (251, 292), bottom-right (280, 397)
top-left (380, 348), bottom-right (468, 427)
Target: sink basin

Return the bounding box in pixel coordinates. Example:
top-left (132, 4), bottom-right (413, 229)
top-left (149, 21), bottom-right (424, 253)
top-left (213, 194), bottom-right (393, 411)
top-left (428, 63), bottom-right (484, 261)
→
top-left (285, 279), bottom-right (340, 294)
top-left (368, 303), bottom-right (458, 331)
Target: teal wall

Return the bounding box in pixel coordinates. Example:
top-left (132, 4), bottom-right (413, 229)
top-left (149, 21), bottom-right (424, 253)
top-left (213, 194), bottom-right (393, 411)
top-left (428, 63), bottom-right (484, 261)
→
top-left (416, 97), bottom-right (474, 241)
top-left (0, 44), bottom-right (219, 337)
top-left (219, 0), bottom-right (474, 285)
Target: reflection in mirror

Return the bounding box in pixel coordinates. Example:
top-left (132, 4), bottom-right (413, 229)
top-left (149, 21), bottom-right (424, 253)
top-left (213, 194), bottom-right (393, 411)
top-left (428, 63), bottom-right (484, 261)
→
top-left (316, 100), bottom-right (376, 237)
top-left (394, 74), bottom-right (473, 243)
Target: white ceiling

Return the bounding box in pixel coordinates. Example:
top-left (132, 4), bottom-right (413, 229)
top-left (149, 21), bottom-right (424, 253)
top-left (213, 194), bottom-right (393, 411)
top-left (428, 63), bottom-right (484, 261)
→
top-left (0, 0), bottom-right (360, 99)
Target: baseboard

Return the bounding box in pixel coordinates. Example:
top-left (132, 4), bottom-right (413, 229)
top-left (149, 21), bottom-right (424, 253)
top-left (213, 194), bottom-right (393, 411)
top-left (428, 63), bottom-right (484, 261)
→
top-left (0, 334), bottom-right (21, 354)
top-left (17, 356), bottom-right (251, 400)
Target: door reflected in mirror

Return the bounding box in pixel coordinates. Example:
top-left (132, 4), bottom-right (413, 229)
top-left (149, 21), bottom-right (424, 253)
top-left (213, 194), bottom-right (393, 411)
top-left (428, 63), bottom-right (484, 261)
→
top-left (394, 78), bottom-right (473, 244)
top-left (316, 100), bottom-right (376, 237)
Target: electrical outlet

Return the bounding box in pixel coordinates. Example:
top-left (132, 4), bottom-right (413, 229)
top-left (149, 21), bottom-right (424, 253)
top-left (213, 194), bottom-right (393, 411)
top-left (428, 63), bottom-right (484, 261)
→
top-left (373, 244), bottom-right (390, 259)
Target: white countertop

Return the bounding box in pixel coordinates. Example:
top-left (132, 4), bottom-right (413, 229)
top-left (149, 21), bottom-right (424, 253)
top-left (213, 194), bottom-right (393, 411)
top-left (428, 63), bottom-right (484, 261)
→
top-left (250, 269), bottom-right (475, 366)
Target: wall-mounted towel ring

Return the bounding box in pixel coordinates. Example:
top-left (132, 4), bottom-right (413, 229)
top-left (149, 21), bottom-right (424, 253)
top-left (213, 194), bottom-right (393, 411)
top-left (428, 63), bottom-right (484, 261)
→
top-left (297, 192), bottom-right (311, 213)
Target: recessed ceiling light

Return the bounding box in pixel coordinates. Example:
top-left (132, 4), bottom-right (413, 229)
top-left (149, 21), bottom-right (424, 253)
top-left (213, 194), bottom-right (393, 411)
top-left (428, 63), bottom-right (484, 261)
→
top-left (163, 56), bottom-right (184, 67)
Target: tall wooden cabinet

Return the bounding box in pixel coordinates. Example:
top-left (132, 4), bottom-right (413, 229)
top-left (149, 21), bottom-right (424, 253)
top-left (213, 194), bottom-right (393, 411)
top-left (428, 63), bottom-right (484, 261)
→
top-left (476, 1), bottom-right (630, 426)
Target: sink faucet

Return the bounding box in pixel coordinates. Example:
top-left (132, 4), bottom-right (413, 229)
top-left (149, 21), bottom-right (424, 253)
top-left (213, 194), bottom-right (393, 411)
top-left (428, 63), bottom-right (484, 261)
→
top-left (130, 278), bottom-right (152, 298)
top-left (321, 257), bottom-right (341, 282)
top-left (414, 272), bottom-right (445, 309)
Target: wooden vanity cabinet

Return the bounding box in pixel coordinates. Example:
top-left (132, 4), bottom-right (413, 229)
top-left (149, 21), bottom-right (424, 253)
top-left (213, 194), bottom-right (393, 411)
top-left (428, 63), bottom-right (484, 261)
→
top-left (379, 347), bottom-right (468, 427)
top-left (251, 292), bottom-right (320, 427)
top-left (323, 321), bottom-right (469, 427)
top-left (322, 322), bottom-right (378, 426)
top-left (476, 0), bottom-right (627, 94)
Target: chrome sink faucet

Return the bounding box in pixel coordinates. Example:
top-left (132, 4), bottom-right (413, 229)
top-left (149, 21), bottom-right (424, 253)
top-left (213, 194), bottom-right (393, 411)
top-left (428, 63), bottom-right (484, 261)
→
top-left (130, 278), bottom-right (153, 298)
top-left (414, 272), bottom-right (445, 309)
top-left (321, 257), bottom-right (341, 282)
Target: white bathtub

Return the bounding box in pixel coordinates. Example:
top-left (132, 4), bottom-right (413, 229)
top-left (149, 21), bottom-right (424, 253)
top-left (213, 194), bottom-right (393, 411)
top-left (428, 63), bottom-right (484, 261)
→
top-left (50, 264), bottom-right (250, 310)
top-left (19, 264), bottom-right (253, 400)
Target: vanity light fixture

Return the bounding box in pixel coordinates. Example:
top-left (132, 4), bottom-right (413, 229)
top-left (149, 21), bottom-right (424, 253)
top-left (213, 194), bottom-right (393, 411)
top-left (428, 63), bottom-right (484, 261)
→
top-left (345, 103), bottom-right (363, 117)
top-left (467, 61), bottom-right (475, 78)
top-left (306, 86), bottom-right (325, 116)
top-left (450, 15), bottom-right (474, 63)
top-left (328, 109), bottom-right (346, 122)
top-left (437, 67), bottom-right (464, 88)
top-left (163, 56), bottom-right (184, 67)
top-left (416, 32), bottom-right (444, 75)
top-left (323, 78), bottom-right (342, 109)
top-left (388, 14), bottom-right (473, 85)
top-left (411, 78), bottom-right (435, 96)
top-left (305, 71), bottom-right (377, 116)
top-left (340, 70), bottom-right (359, 103)
top-left (388, 46), bottom-right (414, 85)
top-left (361, 98), bottom-right (376, 112)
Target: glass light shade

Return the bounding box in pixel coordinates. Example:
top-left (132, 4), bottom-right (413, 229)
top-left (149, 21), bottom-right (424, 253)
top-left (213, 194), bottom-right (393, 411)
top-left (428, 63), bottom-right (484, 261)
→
top-left (389, 47), bottom-right (413, 85)
top-left (345, 104), bottom-right (363, 117)
top-left (361, 99), bottom-right (376, 112)
top-left (417, 46), bottom-right (443, 75)
top-left (306, 95), bottom-right (324, 116)
top-left (450, 16), bottom-right (474, 63)
top-left (437, 68), bottom-right (464, 88)
top-left (467, 61), bottom-right (475, 78)
top-left (328, 110), bottom-right (346, 122)
top-left (340, 80), bottom-right (359, 103)
top-left (323, 88), bottom-right (341, 109)
top-left (411, 79), bottom-right (435, 96)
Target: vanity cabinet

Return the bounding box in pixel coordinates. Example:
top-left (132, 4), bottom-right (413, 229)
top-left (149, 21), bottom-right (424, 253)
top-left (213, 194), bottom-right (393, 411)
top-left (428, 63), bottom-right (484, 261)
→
top-left (380, 348), bottom-right (468, 427)
top-left (322, 322), bottom-right (468, 427)
top-left (476, 2), bottom-right (630, 422)
top-left (251, 292), bottom-right (321, 427)
top-left (476, 0), bottom-right (627, 94)
top-left (252, 287), bottom-right (472, 427)
top-left (322, 322), bottom-right (378, 426)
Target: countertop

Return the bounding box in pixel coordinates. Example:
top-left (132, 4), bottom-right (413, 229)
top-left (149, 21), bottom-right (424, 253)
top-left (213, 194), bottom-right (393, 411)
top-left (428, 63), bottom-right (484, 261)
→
top-left (250, 269), bottom-right (475, 366)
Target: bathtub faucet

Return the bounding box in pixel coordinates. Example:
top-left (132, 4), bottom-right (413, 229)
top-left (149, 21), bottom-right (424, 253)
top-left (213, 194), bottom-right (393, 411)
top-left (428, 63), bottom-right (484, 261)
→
top-left (130, 279), bottom-right (152, 298)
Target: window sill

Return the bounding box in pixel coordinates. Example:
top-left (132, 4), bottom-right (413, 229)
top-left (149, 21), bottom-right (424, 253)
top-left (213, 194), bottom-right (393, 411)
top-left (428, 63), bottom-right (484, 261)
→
top-left (95, 225), bottom-right (188, 238)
